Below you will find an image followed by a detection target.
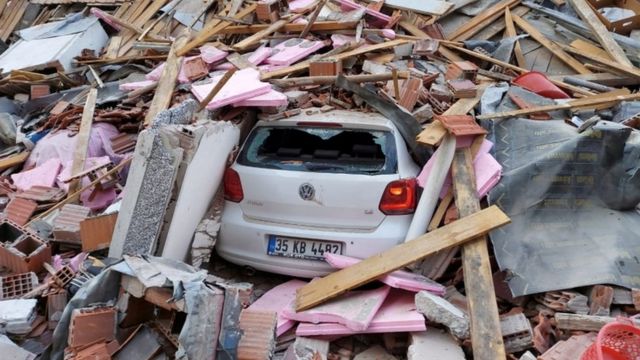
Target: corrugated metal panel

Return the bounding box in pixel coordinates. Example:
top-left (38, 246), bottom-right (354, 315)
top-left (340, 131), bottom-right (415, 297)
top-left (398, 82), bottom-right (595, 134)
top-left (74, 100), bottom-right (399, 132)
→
top-left (5, 197), bottom-right (37, 226)
top-left (237, 310), bottom-right (277, 360)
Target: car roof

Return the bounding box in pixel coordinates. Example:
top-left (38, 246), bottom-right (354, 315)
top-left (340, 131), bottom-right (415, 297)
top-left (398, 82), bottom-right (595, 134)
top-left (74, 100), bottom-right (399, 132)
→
top-left (256, 109), bottom-right (395, 131)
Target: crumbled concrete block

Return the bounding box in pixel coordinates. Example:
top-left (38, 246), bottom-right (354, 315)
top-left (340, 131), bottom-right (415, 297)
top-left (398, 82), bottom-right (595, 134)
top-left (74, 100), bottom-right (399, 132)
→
top-left (408, 331), bottom-right (465, 360)
top-left (293, 337), bottom-right (329, 360)
top-left (412, 103), bottom-right (433, 123)
top-left (354, 345), bottom-right (397, 360)
top-left (284, 90), bottom-right (310, 107)
top-left (415, 291), bottom-right (469, 339)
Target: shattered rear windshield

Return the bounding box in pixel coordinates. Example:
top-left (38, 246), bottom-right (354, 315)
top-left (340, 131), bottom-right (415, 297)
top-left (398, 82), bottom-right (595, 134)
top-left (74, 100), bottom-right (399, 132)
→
top-left (237, 126), bottom-right (397, 175)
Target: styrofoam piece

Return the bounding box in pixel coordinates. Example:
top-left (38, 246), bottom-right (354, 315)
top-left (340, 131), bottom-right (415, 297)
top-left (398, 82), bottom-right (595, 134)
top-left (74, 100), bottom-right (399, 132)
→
top-left (265, 39), bottom-right (325, 66)
top-left (0, 299), bottom-right (37, 335)
top-left (283, 286), bottom-right (390, 331)
top-left (289, 0), bottom-right (317, 13)
top-left (200, 44), bottom-right (228, 64)
top-left (295, 290), bottom-right (426, 336)
top-left (119, 80), bottom-right (156, 91)
top-left (248, 279), bottom-right (308, 336)
top-left (11, 158), bottom-right (62, 191)
top-left (161, 122), bottom-right (240, 261)
top-left (331, 34), bottom-right (356, 48)
top-left (190, 68), bottom-right (271, 110)
top-left (232, 89), bottom-right (288, 107)
top-left (324, 254), bottom-right (446, 295)
top-left (214, 47), bottom-right (273, 70)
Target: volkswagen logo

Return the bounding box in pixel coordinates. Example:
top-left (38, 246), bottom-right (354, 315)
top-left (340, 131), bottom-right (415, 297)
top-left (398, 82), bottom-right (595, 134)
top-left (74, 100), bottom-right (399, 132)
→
top-left (299, 183), bottom-right (315, 201)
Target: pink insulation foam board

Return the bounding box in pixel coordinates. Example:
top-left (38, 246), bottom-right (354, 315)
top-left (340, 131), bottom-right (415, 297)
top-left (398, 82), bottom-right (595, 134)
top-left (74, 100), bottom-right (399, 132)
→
top-left (233, 89), bottom-right (288, 107)
top-left (335, 0), bottom-right (390, 26)
top-left (190, 68), bottom-right (271, 110)
top-left (296, 290), bottom-right (426, 336)
top-left (200, 45), bottom-right (228, 64)
top-left (282, 286), bottom-right (390, 331)
top-left (324, 254), bottom-right (446, 295)
top-left (119, 80), bottom-right (156, 91)
top-left (214, 47), bottom-right (273, 70)
top-left (331, 34), bottom-right (356, 48)
top-left (11, 158), bottom-right (62, 191)
top-left (288, 0), bottom-right (317, 13)
top-left (417, 138), bottom-right (501, 198)
top-left (265, 39), bottom-right (325, 66)
top-left (248, 279), bottom-right (307, 336)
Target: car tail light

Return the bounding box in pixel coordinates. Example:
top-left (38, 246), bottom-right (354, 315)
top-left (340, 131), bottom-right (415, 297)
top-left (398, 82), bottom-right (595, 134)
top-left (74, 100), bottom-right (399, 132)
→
top-left (379, 178), bottom-right (417, 215)
top-left (224, 168), bottom-right (244, 202)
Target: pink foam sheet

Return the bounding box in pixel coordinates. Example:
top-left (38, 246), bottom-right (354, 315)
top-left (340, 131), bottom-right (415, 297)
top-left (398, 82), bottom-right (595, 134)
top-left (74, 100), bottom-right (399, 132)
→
top-left (265, 39), bottom-right (325, 66)
top-left (11, 158), bottom-right (62, 191)
top-left (119, 79), bottom-right (156, 91)
top-left (296, 290), bottom-right (426, 336)
top-left (417, 138), bottom-right (501, 198)
top-left (233, 89), bottom-right (288, 107)
top-left (331, 34), bottom-right (356, 48)
top-left (324, 254), bottom-right (446, 295)
top-left (288, 0), bottom-right (317, 13)
top-left (282, 286), bottom-right (390, 331)
top-left (90, 8), bottom-right (121, 31)
top-left (248, 279), bottom-right (307, 336)
top-left (200, 44), bottom-right (228, 64)
top-left (214, 47), bottom-right (272, 70)
top-left (190, 68), bottom-right (271, 110)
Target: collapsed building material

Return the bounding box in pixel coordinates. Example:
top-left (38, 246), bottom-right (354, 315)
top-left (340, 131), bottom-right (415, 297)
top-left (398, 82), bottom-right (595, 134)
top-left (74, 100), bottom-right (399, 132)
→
top-left (236, 310), bottom-right (277, 360)
top-left (0, 228), bottom-right (51, 273)
top-left (0, 299), bottom-right (37, 335)
top-left (79, 213), bottom-right (118, 252)
top-left (68, 306), bottom-right (117, 348)
top-left (415, 290), bottom-right (469, 339)
top-left (52, 204), bottom-right (91, 243)
top-left (407, 331), bottom-right (465, 360)
top-left (0, 272), bottom-right (38, 300)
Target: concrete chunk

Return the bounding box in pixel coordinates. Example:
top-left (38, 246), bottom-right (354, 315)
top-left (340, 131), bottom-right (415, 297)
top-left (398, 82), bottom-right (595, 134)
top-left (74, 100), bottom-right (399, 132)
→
top-left (415, 291), bottom-right (469, 339)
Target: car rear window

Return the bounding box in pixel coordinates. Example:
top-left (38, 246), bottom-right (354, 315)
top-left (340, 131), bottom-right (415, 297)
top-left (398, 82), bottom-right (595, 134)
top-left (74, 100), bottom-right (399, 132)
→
top-left (237, 126), bottom-right (398, 174)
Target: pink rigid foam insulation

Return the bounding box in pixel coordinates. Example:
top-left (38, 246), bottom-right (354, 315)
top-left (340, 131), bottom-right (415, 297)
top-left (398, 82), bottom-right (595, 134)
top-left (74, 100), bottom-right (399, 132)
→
top-left (265, 39), bottom-right (325, 66)
top-left (233, 89), bottom-right (288, 107)
top-left (331, 34), bottom-right (356, 48)
top-left (119, 80), bottom-right (156, 91)
top-left (282, 286), bottom-right (390, 331)
top-left (214, 47), bottom-right (273, 70)
top-left (296, 290), bottom-right (426, 336)
top-left (248, 279), bottom-right (307, 336)
top-left (324, 254), bottom-right (445, 295)
top-left (11, 158), bottom-right (62, 191)
top-left (288, 0), bottom-right (317, 13)
top-left (200, 45), bottom-right (228, 64)
top-left (190, 68), bottom-right (271, 110)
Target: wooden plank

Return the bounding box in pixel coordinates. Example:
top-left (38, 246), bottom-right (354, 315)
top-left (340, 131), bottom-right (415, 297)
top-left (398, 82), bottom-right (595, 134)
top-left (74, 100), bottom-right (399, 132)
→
top-left (448, 0), bottom-right (519, 40)
top-left (219, 21), bottom-right (358, 35)
top-left (567, 0), bottom-right (632, 67)
top-left (177, 4), bottom-right (257, 57)
top-left (67, 88), bottom-right (98, 196)
top-left (477, 91), bottom-right (640, 119)
top-left (504, 8), bottom-right (527, 68)
top-left (427, 193), bottom-right (453, 231)
top-left (295, 206), bottom-right (511, 311)
top-left (232, 16), bottom-right (296, 52)
top-left (300, 0), bottom-right (327, 38)
top-left (0, 151), bottom-right (29, 172)
top-left (451, 148), bottom-right (505, 359)
top-left (455, 6), bottom-right (509, 41)
top-left (144, 31), bottom-right (190, 126)
top-left (512, 14), bottom-right (591, 74)
top-left (560, 43), bottom-right (640, 80)
top-left (443, 44), bottom-right (595, 96)
top-left (384, 0), bottom-right (453, 16)
top-left (105, 36), bottom-right (122, 60)
top-left (474, 5), bottom-right (529, 40)
top-left (1, 0), bottom-right (28, 42)
top-left (571, 38), bottom-right (612, 61)
top-left (260, 39), bottom-right (409, 80)
top-left (117, 0), bottom-right (170, 56)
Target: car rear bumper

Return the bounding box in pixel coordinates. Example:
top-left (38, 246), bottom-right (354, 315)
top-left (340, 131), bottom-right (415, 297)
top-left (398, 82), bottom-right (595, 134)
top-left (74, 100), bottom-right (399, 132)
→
top-left (216, 202), bottom-right (412, 278)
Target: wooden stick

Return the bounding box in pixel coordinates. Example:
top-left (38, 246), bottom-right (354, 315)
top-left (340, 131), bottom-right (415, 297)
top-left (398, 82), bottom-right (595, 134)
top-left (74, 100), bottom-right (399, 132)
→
top-left (512, 14), bottom-right (591, 74)
top-left (270, 72), bottom-right (410, 87)
top-left (398, 21), bottom-right (464, 63)
top-left (144, 30), bottom-right (190, 126)
top-left (392, 69), bottom-right (400, 99)
top-left (218, 21), bottom-right (358, 35)
top-left (198, 68), bottom-right (237, 111)
top-left (28, 157), bottom-right (132, 226)
top-left (560, 43), bottom-right (640, 79)
top-left (232, 15), bottom-right (300, 52)
top-left (300, 0), bottom-right (327, 38)
top-left (68, 88), bottom-right (97, 196)
top-left (567, 0), bottom-right (633, 67)
top-left (504, 8), bottom-right (526, 68)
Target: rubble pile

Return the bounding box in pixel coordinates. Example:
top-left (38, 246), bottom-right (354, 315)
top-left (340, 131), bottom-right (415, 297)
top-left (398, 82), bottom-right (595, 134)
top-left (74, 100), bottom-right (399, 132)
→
top-left (0, 0), bottom-right (639, 359)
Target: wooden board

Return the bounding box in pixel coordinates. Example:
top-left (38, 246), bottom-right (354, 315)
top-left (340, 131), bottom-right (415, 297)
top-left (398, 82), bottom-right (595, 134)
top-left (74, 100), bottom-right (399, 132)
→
top-left (570, 38), bottom-right (612, 61)
top-left (567, 0), bottom-right (633, 67)
top-left (512, 14), bottom-right (591, 74)
top-left (561, 43), bottom-right (640, 80)
top-left (504, 8), bottom-right (527, 68)
top-left (295, 206), bottom-right (511, 311)
top-left (0, 151), bottom-right (29, 172)
top-left (451, 148), bottom-right (506, 359)
top-left (144, 31), bottom-right (189, 126)
top-left (448, 0), bottom-right (519, 40)
top-left (383, 0), bottom-right (453, 16)
top-left (219, 21), bottom-right (358, 35)
top-left (67, 88), bottom-right (97, 196)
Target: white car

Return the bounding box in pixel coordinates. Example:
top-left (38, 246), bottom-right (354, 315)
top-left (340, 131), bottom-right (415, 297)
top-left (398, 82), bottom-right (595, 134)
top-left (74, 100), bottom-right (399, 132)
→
top-left (216, 110), bottom-right (421, 277)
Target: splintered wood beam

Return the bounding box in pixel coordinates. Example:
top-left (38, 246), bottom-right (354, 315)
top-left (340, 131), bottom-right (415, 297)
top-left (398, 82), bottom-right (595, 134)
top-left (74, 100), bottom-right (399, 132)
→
top-left (567, 0), bottom-right (633, 68)
top-left (504, 8), bottom-right (527, 68)
top-left (260, 39), bottom-right (409, 80)
top-left (144, 31), bottom-right (190, 126)
top-left (476, 91), bottom-right (640, 119)
top-left (67, 88), bottom-right (98, 196)
top-left (295, 206), bottom-right (511, 311)
top-left (443, 44), bottom-right (595, 96)
top-left (452, 148), bottom-right (506, 359)
top-left (448, 0), bottom-right (519, 40)
top-left (219, 21), bottom-right (358, 35)
top-left (560, 43), bottom-right (640, 80)
top-left (300, 0), bottom-right (327, 38)
top-left (177, 4), bottom-right (257, 56)
top-left (511, 14), bottom-right (591, 74)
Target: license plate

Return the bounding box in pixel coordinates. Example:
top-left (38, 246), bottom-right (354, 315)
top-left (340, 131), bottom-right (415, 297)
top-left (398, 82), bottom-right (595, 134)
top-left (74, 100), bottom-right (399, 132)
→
top-left (267, 236), bottom-right (344, 261)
